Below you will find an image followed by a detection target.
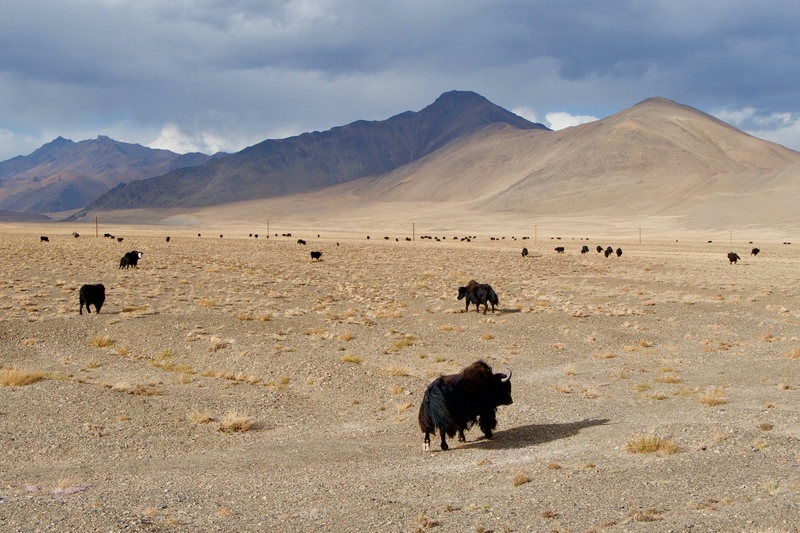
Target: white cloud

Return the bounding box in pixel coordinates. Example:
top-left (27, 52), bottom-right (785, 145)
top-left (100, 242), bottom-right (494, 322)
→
top-left (544, 112), bottom-right (598, 130)
top-left (511, 106), bottom-right (539, 123)
top-left (713, 107), bottom-right (800, 151)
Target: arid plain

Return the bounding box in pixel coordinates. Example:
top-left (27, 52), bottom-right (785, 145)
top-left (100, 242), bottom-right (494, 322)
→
top-left (2, 224), bottom-right (800, 532)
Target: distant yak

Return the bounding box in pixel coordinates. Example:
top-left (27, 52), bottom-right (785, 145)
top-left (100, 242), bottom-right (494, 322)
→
top-left (119, 250), bottom-right (143, 269)
top-left (728, 252), bottom-right (741, 264)
top-left (581, 245), bottom-right (589, 254)
top-left (751, 248), bottom-right (760, 256)
top-left (521, 247), bottom-right (528, 257)
top-left (310, 251), bottom-right (322, 261)
top-left (40, 236), bottom-right (49, 242)
top-left (554, 246), bottom-right (565, 253)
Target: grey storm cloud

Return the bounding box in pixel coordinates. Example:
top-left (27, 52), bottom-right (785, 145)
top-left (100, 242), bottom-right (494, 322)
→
top-left (1, 0), bottom-right (800, 160)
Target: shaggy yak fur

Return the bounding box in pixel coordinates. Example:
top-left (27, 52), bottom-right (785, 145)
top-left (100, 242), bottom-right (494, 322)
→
top-left (79, 284), bottom-right (106, 315)
top-left (418, 360), bottom-right (513, 451)
top-left (457, 280), bottom-right (499, 314)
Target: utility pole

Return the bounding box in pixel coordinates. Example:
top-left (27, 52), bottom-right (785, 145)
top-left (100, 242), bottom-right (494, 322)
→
top-left (534, 225), bottom-right (537, 244)
top-left (95, 215), bottom-right (98, 238)
top-left (412, 223), bottom-right (415, 241)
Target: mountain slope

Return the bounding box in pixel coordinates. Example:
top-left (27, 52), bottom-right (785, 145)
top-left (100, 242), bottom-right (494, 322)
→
top-left (0, 136), bottom-right (225, 213)
top-left (344, 97), bottom-right (800, 226)
top-left (77, 91), bottom-right (547, 212)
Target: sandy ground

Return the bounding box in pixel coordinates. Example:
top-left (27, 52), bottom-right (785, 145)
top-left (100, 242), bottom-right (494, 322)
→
top-left (1, 225), bottom-right (800, 532)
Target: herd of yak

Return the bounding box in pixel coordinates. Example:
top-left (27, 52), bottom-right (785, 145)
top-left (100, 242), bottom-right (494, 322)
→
top-left (37, 232), bottom-right (771, 452)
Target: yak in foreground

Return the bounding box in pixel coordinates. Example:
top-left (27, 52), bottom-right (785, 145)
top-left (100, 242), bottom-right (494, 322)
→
top-left (457, 280), bottom-right (499, 314)
top-left (728, 252), bottom-right (741, 264)
top-left (79, 284), bottom-right (105, 315)
top-left (419, 360), bottom-right (513, 451)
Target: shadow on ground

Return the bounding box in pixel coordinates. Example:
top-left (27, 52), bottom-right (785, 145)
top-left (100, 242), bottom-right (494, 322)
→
top-left (459, 418), bottom-right (611, 451)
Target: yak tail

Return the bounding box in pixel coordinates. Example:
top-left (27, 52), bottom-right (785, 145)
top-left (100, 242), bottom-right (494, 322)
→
top-left (488, 287), bottom-right (499, 307)
top-left (419, 379), bottom-right (456, 438)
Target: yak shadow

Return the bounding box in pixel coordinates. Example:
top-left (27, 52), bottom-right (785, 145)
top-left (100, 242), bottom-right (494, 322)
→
top-left (459, 418), bottom-right (611, 451)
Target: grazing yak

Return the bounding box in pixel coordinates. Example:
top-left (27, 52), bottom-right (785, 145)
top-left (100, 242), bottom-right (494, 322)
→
top-left (79, 284), bottom-right (105, 315)
top-left (40, 236), bottom-right (49, 242)
top-left (581, 245), bottom-right (589, 254)
top-left (604, 246), bottom-right (614, 258)
top-left (166, 236), bottom-right (170, 242)
top-left (521, 247), bottom-right (529, 257)
top-left (596, 245), bottom-right (603, 253)
top-left (117, 237), bottom-right (123, 243)
top-left (457, 280), bottom-right (499, 314)
top-left (119, 250), bottom-right (143, 269)
top-left (297, 239), bottom-right (307, 245)
top-left (554, 246), bottom-right (565, 253)
top-left (728, 252), bottom-right (741, 264)
top-left (751, 247), bottom-right (760, 256)
top-left (310, 251), bottom-right (323, 261)
top-left (419, 360), bottom-right (513, 451)
top-left (616, 247), bottom-right (623, 257)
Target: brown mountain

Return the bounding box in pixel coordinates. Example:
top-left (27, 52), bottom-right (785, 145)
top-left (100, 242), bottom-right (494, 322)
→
top-left (0, 136), bottom-right (225, 213)
top-left (319, 96), bottom-right (799, 231)
top-left (74, 91), bottom-right (547, 214)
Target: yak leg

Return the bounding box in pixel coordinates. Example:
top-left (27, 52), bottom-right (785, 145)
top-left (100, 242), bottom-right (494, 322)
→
top-left (478, 411), bottom-right (497, 439)
top-left (439, 432), bottom-right (449, 451)
top-left (79, 300), bottom-right (84, 315)
top-left (457, 428), bottom-right (466, 442)
top-left (423, 432), bottom-right (431, 452)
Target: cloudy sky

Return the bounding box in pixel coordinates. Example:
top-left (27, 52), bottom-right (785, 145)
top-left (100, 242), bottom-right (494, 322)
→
top-left (2, 0), bottom-right (800, 161)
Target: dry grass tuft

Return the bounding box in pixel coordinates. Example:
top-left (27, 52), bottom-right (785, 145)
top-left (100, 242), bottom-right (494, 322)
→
top-left (397, 402), bottom-right (412, 414)
top-left (340, 354), bottom-right (362, 364)
top-left (541, 509), bottom-right (558, 519)
top-left (1, 366), bottom-right (45, 386)
top-left (381, 365), bottom-right (409, 377)
top-left (655, 374), bottom-right (682, 384)
top-left (481, 334), bottom-right (495, 341)
top-left (216, 507), bottom-right (234, 516)
top-left (391, 337), bottom-right (415, 350)
top-left (235, 313), bottom-right (253, 321)
top-left (388, 385), bottom-right (404, 395)
top-left (189, 411), bottom-right (214, 424)
top-left (89, 336), bottom-right (114, 348)
top-left (198, 298), bottom-right (216, 307)
top-left (563, 363), bottom-right (576, 376)
top-left (785, 348), bottom-right (800, 359)
top-left (219, 410), bottom-right (252, 433)
top-left (758, 422), bottom-right (774, 431)
top-left (208, 336), bottom-right (228, 352)
top-left (547, 462), bottom-right (562, 470)
top-left (338, 332), bottom-right (355, 341)
top-left (699, 388), bottom-right (727, 406)
top-left (512, 474), bottom-right (532, 487)
top-left (115, 345), bottom-right (130, 356)
top-left (626, 433), bottom-right (680, 455)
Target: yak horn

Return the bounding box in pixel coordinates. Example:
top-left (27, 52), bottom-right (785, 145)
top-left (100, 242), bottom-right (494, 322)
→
top-left (501, 369), bottom-right (512, 382)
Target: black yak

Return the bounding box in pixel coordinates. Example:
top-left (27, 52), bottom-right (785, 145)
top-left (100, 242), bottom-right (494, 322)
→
top-left (119, 250), bottom-right (143, 269)
top-left (728, 252), bottom-right (741, 264)
top-left (419, 360), bottom-right (513, 451)
top-left (117, 237), bottom-right (123, 243)
top-left (166, 236), bottom-right (170, 242)
top-left (521, 247), bottom-right (529, 257)
top-left (604, 246), bottom-right (613, 258)
top-left (310, 251), bottom-right (323, 261)
top-left (596, 245), bottom-right (603, 253)
top-left (616, 247), bottom-right (623, 257)
top-left (457, 280), bottom-right (499, 314)
top-left (581, 245), bottom-right (589, 254)
top-left (751, 247), bottom-right (760, 256)
top-left (40, 236), bottom-right (49, 242)
top-left (554, 246), bottom-right (565, 253)
top-left (79, 284), bottom-right (105, 315)
top-left (297, 239), bottom-right (307, 245)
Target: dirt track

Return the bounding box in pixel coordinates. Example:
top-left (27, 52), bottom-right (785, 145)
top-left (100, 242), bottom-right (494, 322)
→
top-left (1, 228), bottom-right (799, 532)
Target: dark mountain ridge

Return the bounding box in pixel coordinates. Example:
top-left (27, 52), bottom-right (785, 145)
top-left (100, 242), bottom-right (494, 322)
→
top-left (75, 91), bottom-right (546, 213)
top-left (0, 136), bottom-right (226, 213)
